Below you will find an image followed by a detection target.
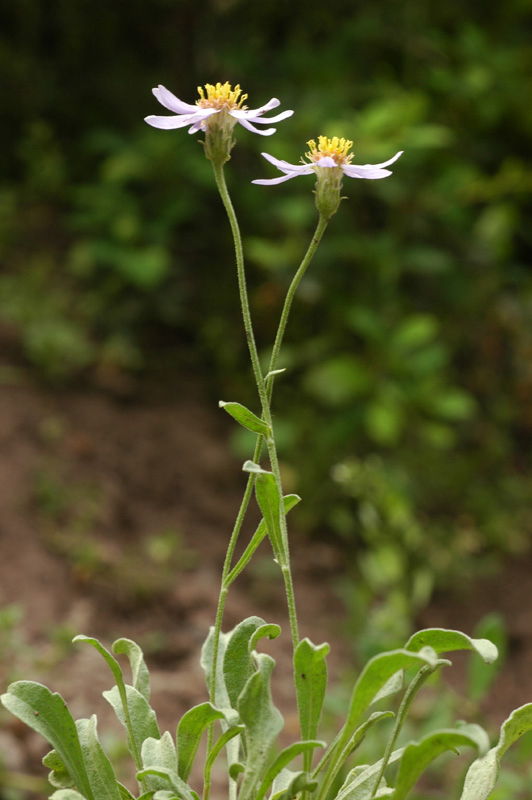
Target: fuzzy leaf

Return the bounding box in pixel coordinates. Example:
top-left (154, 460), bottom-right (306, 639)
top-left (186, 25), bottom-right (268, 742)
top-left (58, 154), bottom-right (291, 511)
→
top-left (103, 685), bottom-right (160, 763)
top-left (237, 653), bottom-right (284, 800)
top-left (406, 628), bottom-right (498, 664)
top-left (219, 402), bottom-right (271, 437)
top-left (136, 767), bottom-right (196, 800)
top-left (142, 732), bottom-right (178, 787)
top-left (254, 470), bottom-right (284, 562)
top-left (1, 681), bottom-right (94, 800)
top-left (113, 638), bottom-right (151, 702)
top-left (335, 748), bottom-right (405, 800)
top-left (50, 791), bottom-right (87, 800)
top-left (223, 617), bottom-right (268, 710)
top-left (393, 724), bottom-right (489, 800)
top-left (43, 749), bottom-right (75, 790)
top-left (294, 638), bottom-right (329, 743)
top-left (255, 741), bottom-right (324, 800)
top-left (177, 703), bottom-right (225, 781)
top-left (76, 716), bottom-right (122, 800)
top-left (270, 769), bottom-right (317, 800)
top-left (460, 704), bottom-right (532, 799)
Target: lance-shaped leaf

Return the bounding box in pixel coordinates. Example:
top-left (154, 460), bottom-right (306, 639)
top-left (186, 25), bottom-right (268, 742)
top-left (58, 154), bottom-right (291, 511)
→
top-left (50, 791), bottom-right (87, 800)
top-left (255, 740), bottom-right (324, 800)
top-left (460, 703), bottom-right (532, 799)
top-left (222, 616), bottom-right (268, 710)
top-left (393, 724), bottom-right (489, 800)
top-left (334, 748), bottom-right (405, 800)
top-left (237, 653), bottom-right (284, 800)
top-left (141, 733), bottom-right (179, 794)
top-left (254, 469), bottom-right (284, 562)
top-left (76, 715), bottom-right (123, 800)
top-left (136, 767), bottom-right (197, 800)
top-left (270, 769), bottom-right (317, 800)
top-left (103, 684), bottom-right (160, 764)
top-left (219, 402), bottom-right (271, 438)
top-left (177, 702), bottom-right (225, 781)
top-left (1, 681), bottom-right (94, 800)
top-left (226, 494), bottom-right (300, 586)
top-left (406, 628), bottom-right (498, 664)
top-left (294, 638), bottom-right (330, 743)
top-left (113, 638), bottom-right (151, 702)
top-left (43, 749), bottom-right (75, 790)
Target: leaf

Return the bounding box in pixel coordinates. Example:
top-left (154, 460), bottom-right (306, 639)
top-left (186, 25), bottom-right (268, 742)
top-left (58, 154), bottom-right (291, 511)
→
top-left (76, 715), bottom-right (123, 800)
top-left (334, 748), bottom-right (405, 800)
top-left (113, 638), bottom-right (151, 702)
top-left (1, 681), bottom-right (94, 800)
top-left (50, 791), bottom-right (87, 800)
top-left (270, 769), bottom-right (317, 800)
top-left (294, 638), bottom-right (330, 743)
top-left (237, 653), bottom-right (284, 800)
top-left (103, 685), bottom-right (160, 765)
top-left (255, 741), bottom-right (324, 800)
top-left (142, 732), bottom-right (178, 777)
top-left (177, 703), bottom-right (225, 781)
top-left (219, 402), bottom-right (271, 437)
top-left (254, 470), bottom-right (284, 562)
top-left (222, 617), bottom-right (267, 710)
top-left (406, 628), bottom-right (498, 664)
top-left (43, 749), bottom-right (75, 790)
top-left (136, 767), bottom-right (196, 800)
top-left (461, 704), bottom-right (532, 799)
top-left (467, 615), bottom-right (507, 703)
top-left (226, 494), bottom-right (300, 586)
top-left (393, 725), bottom-right (489, 800)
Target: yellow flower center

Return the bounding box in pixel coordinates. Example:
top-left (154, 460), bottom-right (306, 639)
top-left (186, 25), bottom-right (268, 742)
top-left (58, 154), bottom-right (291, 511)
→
top-left (196, 82), bottom-right (248, 111)
top-left (306, 136), bottom-right (354, 166)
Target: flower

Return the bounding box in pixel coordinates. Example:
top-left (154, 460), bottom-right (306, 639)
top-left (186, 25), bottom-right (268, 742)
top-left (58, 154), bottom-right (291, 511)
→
top-left (252, 136), bottom-right (403, 217)
top-left (145, 82), bottom-right (293, 136)
top-left (252, 136), bottom-right (403, 185)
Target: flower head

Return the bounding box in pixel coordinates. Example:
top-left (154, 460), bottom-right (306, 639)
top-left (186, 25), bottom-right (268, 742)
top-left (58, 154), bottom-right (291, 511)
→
top-left (252, 136), bottom-right (403, 217)
top-left (145, 82), bottom-right (294, 164)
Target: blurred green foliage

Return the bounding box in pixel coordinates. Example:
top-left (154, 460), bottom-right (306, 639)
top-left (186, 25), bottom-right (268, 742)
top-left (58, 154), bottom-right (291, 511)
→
top-left (1, 1), bottom-right (532, 627)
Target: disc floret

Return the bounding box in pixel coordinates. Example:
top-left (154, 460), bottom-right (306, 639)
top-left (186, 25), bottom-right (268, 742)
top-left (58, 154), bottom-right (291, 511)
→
top-left (306, 136), bottom-right (354, 167)
top-left (196, 82), bottom-right (248, 111)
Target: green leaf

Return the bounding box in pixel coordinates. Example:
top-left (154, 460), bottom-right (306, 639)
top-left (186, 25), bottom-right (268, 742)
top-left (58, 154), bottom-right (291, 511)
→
top-left (254, 470), bottom-right (284, 563)
top-left (461, 704), bottom-right (532, 799)
top-left (50, 791), bottom-right (87, 800)
top-left (43, 749), bottom-right (75, 789)
top-left (113, 638), bottom-right (151, 702)
top-left (255, 741), bottom-right (324, 800)
top-left (222, 617), bottom-right (267, 710)
top-left (219, 402), bottom-right (271, 437)
top-left (393, 725), bottom-right (489, 800)
top-left (294, 638), bottom-right (329, 743)
top-left (118, 785), bottom-right (138, 800)
top-left (76, 715), bottom-right (123, 800)
top-left (226, 494), bottom-right (300, 586)
top-left (238, 653), bottom-right (284, 800)
top-left (103, 685), bottom-right (160, 765)
top-left (270, 769), bottom-right (317, 800)
top-left (406, 628), bottom-right (498, 664)
top-left (1, 681), bottom-right (94, 800)
top-left (467, 615), bottom-right (507, 703)
top-left (141, 733), bottom-right (178, 793)
top-left (177, 703), bottom-right (225, 781)
top-left (334, 748), bottom-right (405, 800)
top-left (136, 767), bottom-right (196, 800)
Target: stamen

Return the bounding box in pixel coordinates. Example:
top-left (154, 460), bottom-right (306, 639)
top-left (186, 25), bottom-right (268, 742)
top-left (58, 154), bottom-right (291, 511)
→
top-left (306, 136), bottom-right (354, 165)
top-left (196, 82), bottom-right (248, 110)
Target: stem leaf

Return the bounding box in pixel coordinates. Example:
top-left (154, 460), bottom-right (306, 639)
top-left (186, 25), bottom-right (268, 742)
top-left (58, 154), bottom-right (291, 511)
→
top-left (406, 628), bottom-right (498, 664)
top-left (294, 638), bottom-right (330, 743)
top-left (219, 401), bottom-right (271, 437)
top-left (177, 703), bottom-right (225, 781)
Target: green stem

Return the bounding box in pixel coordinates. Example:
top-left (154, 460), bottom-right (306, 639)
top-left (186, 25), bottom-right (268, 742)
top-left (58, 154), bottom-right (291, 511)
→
top-left (369, 665), bottom-right (435, 798)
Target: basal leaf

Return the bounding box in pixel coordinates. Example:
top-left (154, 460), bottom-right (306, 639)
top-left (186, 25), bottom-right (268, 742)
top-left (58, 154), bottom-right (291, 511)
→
top-left (270, 769), bottom-right (317, 800)
top-left (1, 681), bottom-right (94, 800)
top-left (142, 732), bottom-right (178, 786)
top-left (294, 638), bottom-right (330, 744)
top-left (113, 638), bottom-right (151, 702)
top-left (334, 748), bottom-right (405, 800)
top-left (460, 704), bottom-right (532, 799)
top-left (406, 628), bottom-right (498, 664)
top-left (136, 767), bottom-right (196, 800)
top-left (223, 617), bottom-right (267, 710)
top-left (50, 791), bottom-right (87, 800)
top-left (255, 741), bottom-right (324, 800)
top-left (43, 749), bottom-right (75, 789)
top-left (177, 703), bottom-right (225, 781)
top-left (103, 684), bottom-right (160, 767)
top-left (219, 401), bottom-right (271, 438)
top-left (237, 653), bottom-right (284, 800)
top-left (76, 716), bottom-right (122, 800)
top-left (393, 725), bottom-right (489, 800)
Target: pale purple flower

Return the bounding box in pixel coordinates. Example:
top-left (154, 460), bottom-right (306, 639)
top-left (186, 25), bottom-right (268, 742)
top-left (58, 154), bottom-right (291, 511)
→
top-left (252, 136), bottom-right (403, 185)
top-left (145, 82), bottom-right (293, 136)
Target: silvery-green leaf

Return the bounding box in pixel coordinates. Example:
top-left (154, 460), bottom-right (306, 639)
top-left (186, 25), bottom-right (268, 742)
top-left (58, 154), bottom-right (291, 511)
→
top-left (43, 749), bottom-right (75, 790)
top-left (223, 617), bottom-right (268, 710)
top-left (142, 732), bottom-right (178, 787)
top-left (294, 638), bottom-right (329, 743)
top-left (103, 684), bottom-right (160, 766)
top-left (254, 470), bottom-right (284, 562)
top-left (113, 638), bottom-right (151, 702)
top-left (177, 703), bottom-right (225, 781)
top-left (219, 401), bottom-right (271, 437)
top-left (460, 704), bottom-right (532, 799)
top-left (1, 681), bottom-right (94, 800)
top-left (334, 748), bottom-right (405, 800)
top-left (136, 767), bottom-right (196, 800)
top-left (393, 725), bottom-right (489, 800)
top-left (270, 769), bottom-right (317, 800)
top-left (50, 791), bottom-right (87, 800)
top-left (76, 716), bottom-right (122, 800)
top-left (238, 653), bottom-right (284, 800)
top-left (406, 628), bottom-right (498, 664)
top-left (255, 741), bottom-right (324, 800)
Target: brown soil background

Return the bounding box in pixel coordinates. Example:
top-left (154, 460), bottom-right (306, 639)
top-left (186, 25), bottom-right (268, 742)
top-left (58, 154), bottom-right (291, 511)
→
top-left (1, 338), bottom-right (531, 797)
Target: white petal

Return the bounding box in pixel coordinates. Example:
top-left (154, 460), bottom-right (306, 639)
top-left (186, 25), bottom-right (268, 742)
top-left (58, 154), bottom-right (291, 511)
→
top-left (241, 97), bottom-right (281, 116)
top-left (360, 150), bottom-right (404, 169)
top-left (342, 165), bottom-right (393, 179)
top-left (260, 152), bottom-right (311, 174)
top-left (236, 118), bottom-right (276, 136)
top-left (145, 108), bottom-right (214, 130)
top-left (252, 171), bottom-right (305, 185)
top-left (152, 85), bottom-right (198, 114)
top-left (315, 156), bottom-right (337, 168)
top-left (232, 109), bottom-right (294, 124)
